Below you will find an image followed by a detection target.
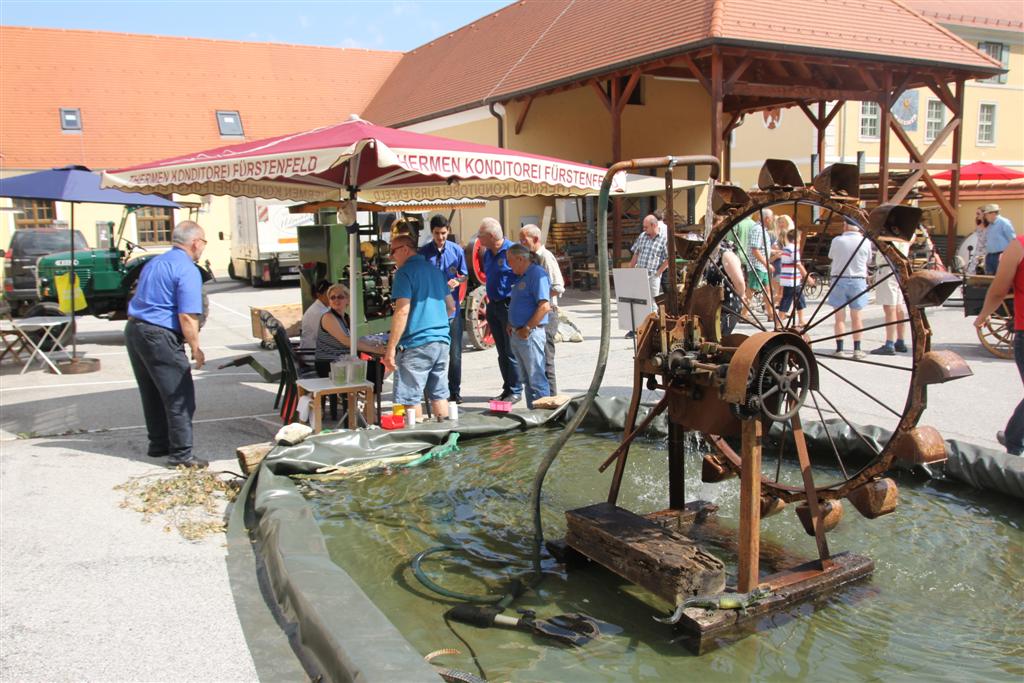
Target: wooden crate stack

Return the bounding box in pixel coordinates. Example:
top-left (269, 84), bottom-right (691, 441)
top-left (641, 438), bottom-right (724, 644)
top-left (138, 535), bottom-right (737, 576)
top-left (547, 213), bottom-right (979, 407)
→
top-left (548, 222), bottom-right (587, 251)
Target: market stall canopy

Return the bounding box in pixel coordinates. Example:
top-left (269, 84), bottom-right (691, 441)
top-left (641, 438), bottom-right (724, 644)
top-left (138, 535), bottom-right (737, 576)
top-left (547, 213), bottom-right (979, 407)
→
top-left (595, 173), bottom-right (705, 198)
top-left (934, 161), bottom-right (1024, 182)
top-left (289, 198), bottom-right (488, 214)
top-left (1, 165), bottom-right (178, 207)
top-left (101, 115), bottom-right (622, 203)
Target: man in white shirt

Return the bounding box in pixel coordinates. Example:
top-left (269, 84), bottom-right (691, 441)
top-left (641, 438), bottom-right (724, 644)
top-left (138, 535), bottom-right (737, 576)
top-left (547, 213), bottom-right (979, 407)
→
top-left (299, 279), bottom-right (331, 363)
top-left (827, 222), bottom-right (872, 359)
top-left (519, 224), bottom-right (566, 394)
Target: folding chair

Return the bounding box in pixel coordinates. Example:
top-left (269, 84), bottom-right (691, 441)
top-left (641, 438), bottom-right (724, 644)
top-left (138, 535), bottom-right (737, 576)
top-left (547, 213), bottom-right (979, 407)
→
top-left (0, 302), bottom-right (30, 364)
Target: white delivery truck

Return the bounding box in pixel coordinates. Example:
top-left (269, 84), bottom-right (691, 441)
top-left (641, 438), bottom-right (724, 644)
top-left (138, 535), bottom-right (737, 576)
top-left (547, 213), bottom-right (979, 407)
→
top-left (226, 199), bottom-right (314, 286)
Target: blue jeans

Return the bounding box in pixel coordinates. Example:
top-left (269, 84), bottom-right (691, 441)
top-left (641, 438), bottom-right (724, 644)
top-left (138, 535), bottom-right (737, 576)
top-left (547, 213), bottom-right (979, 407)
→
top-left (448, 314), bottom-right (463, 398)
top-left (393, 341), bottom-right (449, 406)
top-left (509, 326), bottom-right (550, 408)
top-left (1006, 332), bottom-right (1024, 455)
top-left (124, 319), bottom-right (195, 461)
top-left (985, 251), bottom-right (1002, 275)
top-left (485, 299), bottom-right (522, 396)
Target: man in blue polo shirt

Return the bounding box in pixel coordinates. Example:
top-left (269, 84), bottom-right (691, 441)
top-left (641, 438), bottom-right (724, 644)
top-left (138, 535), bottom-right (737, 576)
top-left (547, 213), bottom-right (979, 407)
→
top-left (477, 217), bottom-right (522, 404)
top-left (419, 215), bottom-right (468, 403)
top-left (507, 244), bottom-right (551, 408)
top-left (124, 220), bottom-right (208, 468)
top-left (383, 235), bottom-right (456, 421)
top-left (981, 204), bottom-right (1017, 275)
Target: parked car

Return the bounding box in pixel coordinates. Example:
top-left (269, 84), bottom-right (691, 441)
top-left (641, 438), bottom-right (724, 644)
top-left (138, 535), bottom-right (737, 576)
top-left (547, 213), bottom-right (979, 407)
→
top-left (3, 228), bottom-right (88, 315)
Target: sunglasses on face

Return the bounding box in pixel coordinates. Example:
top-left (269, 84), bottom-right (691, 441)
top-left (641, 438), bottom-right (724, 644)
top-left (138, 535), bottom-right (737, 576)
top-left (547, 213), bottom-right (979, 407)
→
top-left (329, 295), bottom-right (348, 300)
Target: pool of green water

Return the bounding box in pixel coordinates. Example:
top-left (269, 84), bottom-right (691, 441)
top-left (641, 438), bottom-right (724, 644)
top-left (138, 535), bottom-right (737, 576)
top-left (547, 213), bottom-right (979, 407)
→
top-left (303, 428), bottom-right (1024, 682)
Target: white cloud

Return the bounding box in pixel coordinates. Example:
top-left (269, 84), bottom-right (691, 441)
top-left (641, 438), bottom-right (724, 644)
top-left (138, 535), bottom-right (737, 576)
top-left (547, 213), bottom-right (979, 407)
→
top-left (298, 15), bottom-right (310, 29)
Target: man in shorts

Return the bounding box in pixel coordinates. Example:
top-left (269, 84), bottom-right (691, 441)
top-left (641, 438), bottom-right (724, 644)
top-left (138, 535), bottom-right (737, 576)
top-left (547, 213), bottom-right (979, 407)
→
top-left (745, 209), bottom-right (774, 309)
top-left (870, 240), bottom-right (910, 356)
top-left (382, 235), bottom-right (456, 421)
top-left (827, 221), bottom-right (872, 359)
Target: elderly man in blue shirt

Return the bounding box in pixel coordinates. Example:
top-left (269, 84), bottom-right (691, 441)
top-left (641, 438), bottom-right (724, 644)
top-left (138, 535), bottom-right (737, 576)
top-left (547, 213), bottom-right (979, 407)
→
top-left (982, 203), bottom-right (1018, 275)
top-left (419, 215), bottom-right (468, 403)
top-left (124, 220), bottom-right (208, 468)
top-left (506, 243), bottom-right (551, 408)
top-left (383, 235), bottom-right (456, 422)
top-left (477, 217), bottom-right (522, 404)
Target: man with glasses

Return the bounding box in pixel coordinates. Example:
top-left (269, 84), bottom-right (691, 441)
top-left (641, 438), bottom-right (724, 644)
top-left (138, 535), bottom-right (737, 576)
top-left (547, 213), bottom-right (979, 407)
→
top-left (124, 221), bottom-right (208, 468)
top-left (476, 217), bottom-right (522, 404)
top-left (419, 215), bottom-right (468, 403)
top-left (383, 235), bottom-right (456, 422)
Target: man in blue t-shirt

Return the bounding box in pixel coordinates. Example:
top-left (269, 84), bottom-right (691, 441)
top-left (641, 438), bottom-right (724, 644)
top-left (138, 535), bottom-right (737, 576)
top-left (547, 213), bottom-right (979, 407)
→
top-left (418, 215), bottom-right (468, 403)
top-left (124, 220), bottom-right (208, 468)
top-left (506, 244), bottom-right (551, 408)
top-left (383, 235), bottom-right (456, 421)
top-left (477, 217), bottom-right (522, 403)
top-left (981, 204), bottom-right (1018, 275)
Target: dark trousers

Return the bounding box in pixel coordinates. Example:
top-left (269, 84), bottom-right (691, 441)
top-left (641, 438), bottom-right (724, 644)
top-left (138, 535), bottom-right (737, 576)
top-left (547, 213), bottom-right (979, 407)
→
top-left (986, 251), bottom-right (1002, 275)
top-left (545, 308), bottom-right (558, 395)
top-left (448, 314), bottom-right (463, 397)
top-left (125, 319), bottom-right (195, 460)
top-left (485, 298), bottom-right (522, 395)
top-left (1006, 332), bottom-right (1024, 454)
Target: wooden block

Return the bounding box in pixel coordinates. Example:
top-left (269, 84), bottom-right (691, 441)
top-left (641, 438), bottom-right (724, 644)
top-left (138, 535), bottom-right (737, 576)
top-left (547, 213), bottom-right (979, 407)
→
top-left (236, 441), bottom-right (275, 475)
top-left (565, 503), bottom-right (725, 605)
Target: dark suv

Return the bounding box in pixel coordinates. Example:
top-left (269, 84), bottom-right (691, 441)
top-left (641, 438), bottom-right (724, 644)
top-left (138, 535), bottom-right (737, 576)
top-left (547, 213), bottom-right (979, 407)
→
top-left (4, 228), bottom-right (88, 315)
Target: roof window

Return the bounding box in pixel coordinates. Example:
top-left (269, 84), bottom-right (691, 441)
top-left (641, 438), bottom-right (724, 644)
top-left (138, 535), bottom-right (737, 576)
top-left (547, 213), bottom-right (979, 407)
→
top-left (216, 110), bottom-right (244, 136)
top-left (60, 108), bottom-right (81, 131)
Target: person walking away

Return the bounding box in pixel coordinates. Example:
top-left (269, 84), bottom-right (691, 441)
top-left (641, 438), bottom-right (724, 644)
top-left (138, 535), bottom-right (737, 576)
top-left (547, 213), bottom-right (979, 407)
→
top-left (506, 244), bottom-right (551, 408)
top-left (981, 204), bottom-right (1017, 275)
top-left (382, 235), bottom-right (455, 421)
top-left (771, 215), bottom-right (793, 307)
top-left (626, 214), bottom-right (668, 338)
top-left (419, 215), bottom-right (468, 403)
top-left (745, 208), bottom-right (775, 314)
top-left (476, 218), bottom-right (522, 403)
top-left (519, 223), bottom-right (565, 394)
top-left (124, 221), bottom-right (208, 468)
top-left (974, 235), bottom-right (1024, 456)
top-left (827, 221), bottom-right (872, 359)
top-left (870, 240), bottom-right (910, 355)
top-left (777, 227), bottom-right (813, 328)
top-left (299, 279), bottom-right (331, 365)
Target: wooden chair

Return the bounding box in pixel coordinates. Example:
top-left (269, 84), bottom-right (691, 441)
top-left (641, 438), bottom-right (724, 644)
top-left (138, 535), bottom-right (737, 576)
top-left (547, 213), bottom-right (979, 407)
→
top-left (0, 302), bottom-right (30, 364)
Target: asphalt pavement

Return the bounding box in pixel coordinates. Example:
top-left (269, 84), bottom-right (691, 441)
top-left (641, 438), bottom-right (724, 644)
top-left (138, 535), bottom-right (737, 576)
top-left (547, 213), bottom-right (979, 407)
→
top-left (0, 276), bottom-right (1015, 680)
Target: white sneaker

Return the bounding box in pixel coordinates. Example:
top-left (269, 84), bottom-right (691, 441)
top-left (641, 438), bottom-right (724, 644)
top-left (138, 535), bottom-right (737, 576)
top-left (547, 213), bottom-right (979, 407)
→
top-left (852, 349), bottom-right (867, 360)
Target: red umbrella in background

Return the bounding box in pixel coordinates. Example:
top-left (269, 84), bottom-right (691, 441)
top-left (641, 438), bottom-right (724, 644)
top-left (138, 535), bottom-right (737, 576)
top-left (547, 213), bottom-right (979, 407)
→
top-left (934, 160), bottom-right (1024, 181)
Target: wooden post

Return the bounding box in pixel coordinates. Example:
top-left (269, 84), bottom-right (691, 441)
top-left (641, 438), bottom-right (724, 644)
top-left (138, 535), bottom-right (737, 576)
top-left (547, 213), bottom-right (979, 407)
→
top-left (737, 417), bottom-right (762, 593)
top-left (878, 73), bottom-right (893, 203)
top-left (792, 415), bottom-right (831, 565)
top-left (948, 78), bottom-right (965, 265)
top-left (816, 101), bottom-right (826, 176)
top-left (710, 48), bottom-right (723, 168)
top-left (610, 77), bottom-right (622, 267)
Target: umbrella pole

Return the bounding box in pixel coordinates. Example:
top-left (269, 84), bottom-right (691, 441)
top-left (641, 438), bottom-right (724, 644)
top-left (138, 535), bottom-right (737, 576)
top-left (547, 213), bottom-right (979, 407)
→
top-left (347, 188), bottom-right (358, 359)
top-left (70, 203), bottom-right (76, 360)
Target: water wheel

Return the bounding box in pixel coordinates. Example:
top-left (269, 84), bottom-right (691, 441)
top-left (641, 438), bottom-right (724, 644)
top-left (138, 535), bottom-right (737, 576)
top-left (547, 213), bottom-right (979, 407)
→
top-left (464, 285), bottom-right (494, 350)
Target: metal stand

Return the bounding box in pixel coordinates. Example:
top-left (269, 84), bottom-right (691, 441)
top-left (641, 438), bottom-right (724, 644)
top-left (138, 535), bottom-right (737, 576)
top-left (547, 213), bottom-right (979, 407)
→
top-left (620, 296), bottom-right (647, 354)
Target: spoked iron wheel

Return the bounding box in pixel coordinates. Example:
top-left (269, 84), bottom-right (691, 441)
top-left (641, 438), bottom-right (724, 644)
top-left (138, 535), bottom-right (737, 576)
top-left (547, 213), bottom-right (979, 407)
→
top-left (977, 300), bottom-right (1013, 360)
top-left (686, 190), bottom-right (934, 503)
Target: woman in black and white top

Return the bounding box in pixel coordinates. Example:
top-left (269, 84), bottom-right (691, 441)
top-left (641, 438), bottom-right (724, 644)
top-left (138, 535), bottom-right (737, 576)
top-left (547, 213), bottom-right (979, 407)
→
top-left (314, 283), bottom-right (386, 378)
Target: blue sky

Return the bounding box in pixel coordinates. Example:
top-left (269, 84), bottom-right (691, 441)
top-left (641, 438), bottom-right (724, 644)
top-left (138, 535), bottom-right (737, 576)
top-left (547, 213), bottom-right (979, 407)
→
top-left (0, 1), bottom-right (506, 51)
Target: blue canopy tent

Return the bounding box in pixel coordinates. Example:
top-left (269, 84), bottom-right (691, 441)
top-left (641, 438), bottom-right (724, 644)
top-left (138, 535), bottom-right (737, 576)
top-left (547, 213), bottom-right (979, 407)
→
top-left (0, 166), bottom-right (179, 371)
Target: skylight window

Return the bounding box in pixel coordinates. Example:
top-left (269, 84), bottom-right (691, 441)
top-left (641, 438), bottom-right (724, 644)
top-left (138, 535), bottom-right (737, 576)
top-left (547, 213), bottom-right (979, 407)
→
top-left (60, 108), bottom-right (81, 131)
top-left (216, 110), bottom-right (244, 136)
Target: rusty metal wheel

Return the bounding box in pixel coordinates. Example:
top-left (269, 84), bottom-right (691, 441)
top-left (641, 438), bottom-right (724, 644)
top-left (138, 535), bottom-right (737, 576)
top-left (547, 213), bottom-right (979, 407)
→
top-left (684, 189), bottom-right (938, 503)
top-left (465, 285), bottom-right (494, 350)
top-left (977, 301), bottom-right (1013, 360)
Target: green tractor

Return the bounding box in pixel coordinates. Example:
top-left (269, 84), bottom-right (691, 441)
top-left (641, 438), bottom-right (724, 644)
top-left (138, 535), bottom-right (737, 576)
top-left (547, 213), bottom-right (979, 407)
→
top-left (32, 207), bottom-right (211, 338)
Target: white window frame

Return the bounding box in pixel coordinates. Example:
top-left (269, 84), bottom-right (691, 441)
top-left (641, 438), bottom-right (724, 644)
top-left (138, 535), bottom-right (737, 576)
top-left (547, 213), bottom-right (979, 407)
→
top-left (859, 101), bottom-right (880, 140)
top-left (977, 102), bottom-right (997, 146)
top-left (977, 42), bottom-right (1008, 85)
top-left (924, 99), bottom-right (945, 144)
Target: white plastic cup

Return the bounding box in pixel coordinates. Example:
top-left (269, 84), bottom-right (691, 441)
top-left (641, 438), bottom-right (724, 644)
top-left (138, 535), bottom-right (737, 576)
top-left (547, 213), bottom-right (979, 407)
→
top-left (405, 411), bottom-right (416, 428)
top-left (448, 401), bottom-right (458, 421)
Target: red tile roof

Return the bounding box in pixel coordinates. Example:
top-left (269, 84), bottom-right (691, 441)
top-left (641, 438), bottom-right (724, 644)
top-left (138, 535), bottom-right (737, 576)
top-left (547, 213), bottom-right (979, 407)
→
top-left (904, 1), bottom-right (1024, 32)
top-left (0, 27), bottom-right (402, 169)
top-left (362, 0), bottom-right (1003, 126)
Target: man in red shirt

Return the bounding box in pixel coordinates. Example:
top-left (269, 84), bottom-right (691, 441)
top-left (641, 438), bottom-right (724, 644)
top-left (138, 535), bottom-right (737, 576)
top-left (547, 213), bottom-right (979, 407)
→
top-left (975, 235), bottom-right (1024, 456)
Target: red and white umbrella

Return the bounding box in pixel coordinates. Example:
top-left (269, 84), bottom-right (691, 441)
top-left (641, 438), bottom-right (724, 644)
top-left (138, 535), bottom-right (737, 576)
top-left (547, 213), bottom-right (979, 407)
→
top-left (103, 115), bottom-right (621, 353)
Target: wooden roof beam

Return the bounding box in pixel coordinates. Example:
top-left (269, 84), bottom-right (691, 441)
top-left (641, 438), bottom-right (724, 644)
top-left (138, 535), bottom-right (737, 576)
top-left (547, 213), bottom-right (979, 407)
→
top-left (683, 53), bottom-right (711, 92)
top-left (728, 82), bottom-right (883, 102)
top-left (514, 95), bottom-right (534, 135)
top-left (590, 80), bottom-right (611, 112)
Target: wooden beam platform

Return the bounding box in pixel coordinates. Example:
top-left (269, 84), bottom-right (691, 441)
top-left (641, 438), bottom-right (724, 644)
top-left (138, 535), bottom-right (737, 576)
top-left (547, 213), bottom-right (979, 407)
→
top-left (672, 552), bottom-right (874, 654)
top-left (564, 502), bottom-right (726, 605)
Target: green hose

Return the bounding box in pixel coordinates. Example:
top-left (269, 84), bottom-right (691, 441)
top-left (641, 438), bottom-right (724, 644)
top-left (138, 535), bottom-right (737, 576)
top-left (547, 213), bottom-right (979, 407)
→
top-left (411, 545), bottom-right (520, 607)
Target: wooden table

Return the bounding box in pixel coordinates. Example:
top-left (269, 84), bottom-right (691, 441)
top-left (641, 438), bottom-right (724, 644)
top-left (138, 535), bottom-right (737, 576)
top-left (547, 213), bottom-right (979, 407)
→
top-left (296, 377), bottom-right (376, 433)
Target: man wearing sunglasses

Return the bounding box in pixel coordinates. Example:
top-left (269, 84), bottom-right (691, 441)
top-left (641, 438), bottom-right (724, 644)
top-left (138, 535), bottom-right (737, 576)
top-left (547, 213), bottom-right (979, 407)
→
top-left (383, 235), bottom-right (456, 421)
top-left (124, 221), bottom-right (208, 469)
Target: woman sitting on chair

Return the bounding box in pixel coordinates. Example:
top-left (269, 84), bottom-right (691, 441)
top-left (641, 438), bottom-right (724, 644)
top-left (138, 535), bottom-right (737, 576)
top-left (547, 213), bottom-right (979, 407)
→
top-left (315, 283), bottom-right (387, 377)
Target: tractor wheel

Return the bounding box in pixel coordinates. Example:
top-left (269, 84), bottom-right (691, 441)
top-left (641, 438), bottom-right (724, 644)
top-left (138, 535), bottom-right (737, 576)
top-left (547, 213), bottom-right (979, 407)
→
top-left (464, 285), bottom-right (494, 350)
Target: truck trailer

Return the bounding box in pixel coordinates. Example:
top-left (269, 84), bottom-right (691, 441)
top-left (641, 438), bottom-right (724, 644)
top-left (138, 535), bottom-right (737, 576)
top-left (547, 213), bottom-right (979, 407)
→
top-left (226, 199), bottom-right (314, 286)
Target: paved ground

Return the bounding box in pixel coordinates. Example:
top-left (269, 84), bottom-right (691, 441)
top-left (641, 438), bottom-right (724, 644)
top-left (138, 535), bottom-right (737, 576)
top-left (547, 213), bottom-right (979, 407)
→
top-left (0, 276), bottom-right (1014, 680)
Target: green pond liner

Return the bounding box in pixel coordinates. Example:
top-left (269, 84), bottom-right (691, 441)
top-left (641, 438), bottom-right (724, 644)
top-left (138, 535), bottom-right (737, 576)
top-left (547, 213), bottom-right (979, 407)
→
top-left (228, 395), bottom-right (1019, 682)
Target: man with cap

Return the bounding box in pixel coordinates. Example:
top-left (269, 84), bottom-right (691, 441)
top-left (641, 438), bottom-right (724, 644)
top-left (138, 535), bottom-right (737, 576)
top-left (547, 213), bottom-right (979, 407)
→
top-left (506, 243), bottom-right (551, 408)
top-left (981, 204), bottom-right (1017, 275)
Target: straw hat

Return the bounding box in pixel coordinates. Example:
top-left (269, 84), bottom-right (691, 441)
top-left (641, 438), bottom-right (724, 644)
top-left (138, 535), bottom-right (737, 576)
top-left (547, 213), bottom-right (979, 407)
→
top-left (982, 203), bottom-right (1001, 214)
